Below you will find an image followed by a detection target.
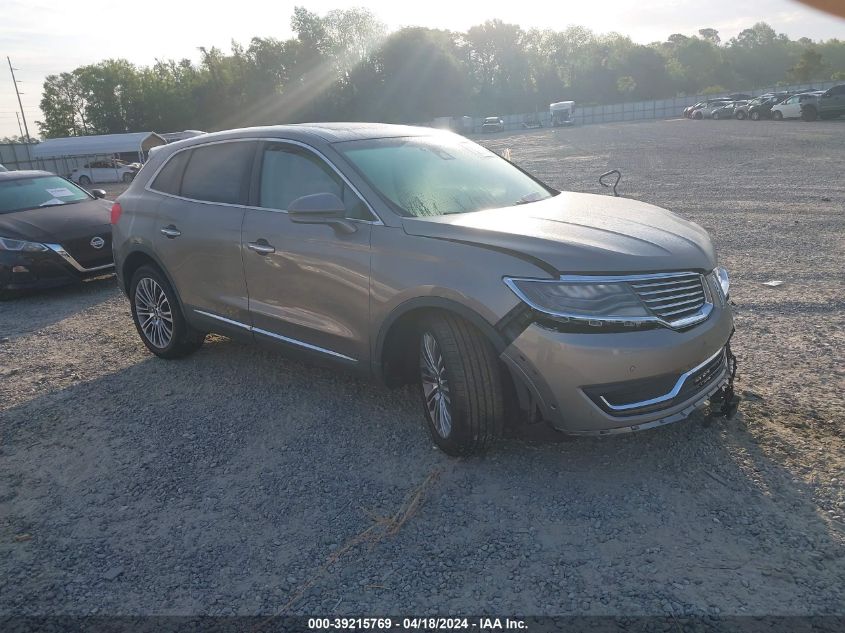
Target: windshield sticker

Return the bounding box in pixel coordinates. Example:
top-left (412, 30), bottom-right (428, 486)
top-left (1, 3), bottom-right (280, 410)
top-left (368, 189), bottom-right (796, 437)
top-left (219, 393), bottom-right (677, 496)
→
top-left (46, 187), bottom-right (75, 197)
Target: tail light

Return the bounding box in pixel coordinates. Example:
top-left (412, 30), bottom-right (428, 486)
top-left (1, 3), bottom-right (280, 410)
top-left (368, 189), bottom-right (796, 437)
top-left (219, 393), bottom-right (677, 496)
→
top-left (110, 202), bottom-right (122, 225)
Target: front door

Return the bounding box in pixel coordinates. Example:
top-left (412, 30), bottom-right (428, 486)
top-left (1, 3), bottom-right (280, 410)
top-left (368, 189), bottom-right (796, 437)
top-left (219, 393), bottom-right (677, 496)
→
top-left (241, 142), bottom-right (374, 365)
top-left (780, 96), bottom-right (801, 118)
top-left (152, 140), bottom-right (257, 329)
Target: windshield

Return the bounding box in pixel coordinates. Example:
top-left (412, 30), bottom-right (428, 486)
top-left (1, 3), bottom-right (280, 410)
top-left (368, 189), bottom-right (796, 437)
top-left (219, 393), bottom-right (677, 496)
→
top-left (336, 136), bottom-right (556, 217)
top-left (0, 175), bottom-right (90, 214)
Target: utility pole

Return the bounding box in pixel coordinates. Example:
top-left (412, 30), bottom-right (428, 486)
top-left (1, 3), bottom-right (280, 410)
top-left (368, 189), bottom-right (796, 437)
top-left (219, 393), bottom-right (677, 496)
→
top-left (7, 57), bottom-right (33, 162)
top-left (15, 112), bottom-right (24, 139)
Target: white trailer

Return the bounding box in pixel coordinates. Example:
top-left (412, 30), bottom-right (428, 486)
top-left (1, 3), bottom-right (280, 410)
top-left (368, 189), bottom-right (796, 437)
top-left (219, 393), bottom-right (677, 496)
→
top-left (550, 101), bottom-right (575, 127)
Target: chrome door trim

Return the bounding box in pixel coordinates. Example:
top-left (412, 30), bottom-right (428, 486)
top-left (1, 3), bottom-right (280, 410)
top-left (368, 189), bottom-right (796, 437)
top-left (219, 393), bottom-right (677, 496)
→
top-left (193, 309), bottom-right (251, 330)
top-left (143, 137), bottom-right (383, 225)
top-left (193, 309), bottom-right (356, 362)
top-left (598, 347), bottom-right (726, 412)
top-left (45, 244), bottom-right (115, 273)
top-left (252, 327), bottom-right (357, 362)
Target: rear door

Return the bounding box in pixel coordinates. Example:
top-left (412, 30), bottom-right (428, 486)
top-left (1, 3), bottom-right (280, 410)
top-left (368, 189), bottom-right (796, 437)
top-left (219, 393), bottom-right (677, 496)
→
top-left (150, 140), bottom-right (257, 330)
top-left (240, 141), bottom-right (374, 365)
top-left (780, 96), bottom-right (800, 118)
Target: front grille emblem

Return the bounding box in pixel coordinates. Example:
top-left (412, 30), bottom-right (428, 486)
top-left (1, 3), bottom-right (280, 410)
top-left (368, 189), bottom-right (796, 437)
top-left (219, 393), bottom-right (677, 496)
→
top-left (90, 236), bottom-right (105, 249)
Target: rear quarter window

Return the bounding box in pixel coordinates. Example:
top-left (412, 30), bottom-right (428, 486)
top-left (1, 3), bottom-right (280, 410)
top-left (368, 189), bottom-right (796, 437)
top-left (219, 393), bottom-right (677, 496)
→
top-left (150, 150), bottom-right (190, 195)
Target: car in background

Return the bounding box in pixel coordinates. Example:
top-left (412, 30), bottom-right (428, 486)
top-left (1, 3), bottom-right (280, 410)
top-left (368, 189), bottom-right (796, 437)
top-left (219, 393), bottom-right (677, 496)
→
top-left (746, 94), bottom-right (791, 120)
top-left (771, 92), bottom-right (824, 120)
top-left (0, 164), bottom-right (8, 172)
top-left (711, 100), bottom-right (747, 119)
top-left (0, 170), bottom-right (113, 298)
top-left (800, 84), bottom-right (845, 121)
top-left (481, 117), bottom-right (505, 133)
top-left (689, 99), bottom-right (732, 119)
top-left (726, 93), bottom-right (752, 101)
top-left (70, 159), bottom-right (139, 186)
top-left (112, 123), bottom-right (735, 455)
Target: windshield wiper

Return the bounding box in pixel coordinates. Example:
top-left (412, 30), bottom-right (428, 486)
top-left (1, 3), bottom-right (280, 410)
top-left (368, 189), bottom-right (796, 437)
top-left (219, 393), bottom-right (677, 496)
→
top-left (39, 199), bottom-right (66, 207)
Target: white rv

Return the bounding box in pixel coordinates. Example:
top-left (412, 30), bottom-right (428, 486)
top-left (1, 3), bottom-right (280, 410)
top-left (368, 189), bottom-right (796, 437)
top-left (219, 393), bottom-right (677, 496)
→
top-left (550, 101), bottom-right (575, 127)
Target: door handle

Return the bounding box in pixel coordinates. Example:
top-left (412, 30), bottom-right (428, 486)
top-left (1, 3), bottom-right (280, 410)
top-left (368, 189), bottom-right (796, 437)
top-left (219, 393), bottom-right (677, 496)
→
top-left (247, 240), bottom-right (275, 255)
top-left (160, 225), bottom-right (181, 238)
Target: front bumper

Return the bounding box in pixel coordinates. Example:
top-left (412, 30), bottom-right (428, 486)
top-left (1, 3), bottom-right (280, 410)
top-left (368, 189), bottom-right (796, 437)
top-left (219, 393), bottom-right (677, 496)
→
top-left (0, 247), bottom-right (113, 292)
top-left (501, 304), bottom-right (734, 434)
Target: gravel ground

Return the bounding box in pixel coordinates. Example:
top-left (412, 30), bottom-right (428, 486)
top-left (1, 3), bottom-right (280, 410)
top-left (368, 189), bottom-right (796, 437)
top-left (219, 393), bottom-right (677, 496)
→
top-left (1, 119), bottom-right (843, 618)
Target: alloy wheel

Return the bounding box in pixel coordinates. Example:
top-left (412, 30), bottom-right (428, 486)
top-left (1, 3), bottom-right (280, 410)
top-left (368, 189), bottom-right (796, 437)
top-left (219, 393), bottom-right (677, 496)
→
top-left (420, 332), bottom-right (452, 438)
top-left (134, 277), bottom-right (173, 349)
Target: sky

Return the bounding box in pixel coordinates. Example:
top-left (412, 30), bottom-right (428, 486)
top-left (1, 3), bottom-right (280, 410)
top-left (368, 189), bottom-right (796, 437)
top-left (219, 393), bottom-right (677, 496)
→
top-left (2, 0), bottom-right (844, 138)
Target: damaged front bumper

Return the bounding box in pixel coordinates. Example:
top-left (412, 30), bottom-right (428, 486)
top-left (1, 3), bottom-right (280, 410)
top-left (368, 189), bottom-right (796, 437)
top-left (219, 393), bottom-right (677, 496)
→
top-left (500, 303), bottom-right (735, 435)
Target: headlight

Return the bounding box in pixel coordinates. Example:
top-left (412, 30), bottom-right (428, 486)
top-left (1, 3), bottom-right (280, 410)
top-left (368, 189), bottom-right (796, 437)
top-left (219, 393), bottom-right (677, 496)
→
top-left (715, 266), bottom-right (730, 299)
top-left (504, 277), bottom-right (650, 320)
top-left (0, 236), bottom-right (49, 252)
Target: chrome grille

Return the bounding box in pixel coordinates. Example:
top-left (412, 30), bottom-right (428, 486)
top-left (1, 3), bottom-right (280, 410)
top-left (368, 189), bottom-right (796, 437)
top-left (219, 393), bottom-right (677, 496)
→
top-left (629, 273), bottom-right (706, 323)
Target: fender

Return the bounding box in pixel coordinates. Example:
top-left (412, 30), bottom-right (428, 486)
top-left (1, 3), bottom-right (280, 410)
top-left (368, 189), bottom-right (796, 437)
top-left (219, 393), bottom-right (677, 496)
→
top-left (119, 245), bottom-right (188, 317)
top-left (373, 295), bottom-right (509, 382)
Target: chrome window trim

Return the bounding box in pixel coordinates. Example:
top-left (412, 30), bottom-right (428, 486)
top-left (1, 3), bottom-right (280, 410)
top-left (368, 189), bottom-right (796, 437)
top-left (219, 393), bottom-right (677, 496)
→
top-left (504, 271), bottom-right (714, 330)
top-left (143, 137), bottom-right (383, 225)
top-left (45, 243), bottom-right (115, 273)
top-left (598, 347), bottom-right (726, 412)
top-left (193, 309), bottom-right (357, 362)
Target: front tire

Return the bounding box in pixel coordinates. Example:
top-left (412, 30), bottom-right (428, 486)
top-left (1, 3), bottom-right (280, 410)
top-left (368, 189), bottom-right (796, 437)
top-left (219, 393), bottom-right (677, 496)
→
top-left (773, 110), bottom-right (783, 121)
top-left (130, 265), bottom-right (204, 359)
top-left (693, 111), bottom-right (703, 120)
top-left (417, 314), bottom-right (504, 456)
top-left (736, 111), bottom-right (746, 120)
top-left (713, 111), bottom-right (720, 120)
top-left (78, 175), bottom-right (91, 186)
top-left (750, 111), bottom-right (760, 121)
top-left (122, 172), bottom-right (134, 183)
top-left (802, 106), bottom-right (818, 122)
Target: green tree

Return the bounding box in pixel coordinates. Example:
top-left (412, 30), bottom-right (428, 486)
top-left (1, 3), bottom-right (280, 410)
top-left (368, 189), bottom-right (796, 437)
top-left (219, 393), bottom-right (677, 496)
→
top-left (788, 47), bottom-right (828, 82)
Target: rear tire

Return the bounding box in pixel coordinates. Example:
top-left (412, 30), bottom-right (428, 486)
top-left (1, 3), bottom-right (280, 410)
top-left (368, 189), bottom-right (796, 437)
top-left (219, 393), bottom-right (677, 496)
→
top-left (712, 111), bottom-right (720, 120)
top-left (693, 111), bottom-right (703, 120)
top-left (122, 172), bottom-right (134, 183)
top-left (802, 106), bottom-right (818, 122)
top-left (130, 265), bottom-right (204, 359)
top-left (417, 313), bottom-right (504, 456)
top-left (735, 111), bottom-right (746, 120)
top-left (773, 110), bottom-right (783, 121)
top-left (750, 111), bottom-right (760, 121)
top-left (78, 175), bottom-right (91, 186)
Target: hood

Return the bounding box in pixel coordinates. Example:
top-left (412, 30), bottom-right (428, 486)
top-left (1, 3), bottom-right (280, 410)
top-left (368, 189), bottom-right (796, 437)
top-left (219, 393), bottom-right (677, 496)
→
top-left (0, 198), bottom-right (111, 243)
top-left (401, 192), bottom-right (717, 274)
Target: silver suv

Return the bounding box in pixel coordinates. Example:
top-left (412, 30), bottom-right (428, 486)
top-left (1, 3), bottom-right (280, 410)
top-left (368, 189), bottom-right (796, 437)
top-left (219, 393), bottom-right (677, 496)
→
top-left (112, 123), bottom-right (735, 455)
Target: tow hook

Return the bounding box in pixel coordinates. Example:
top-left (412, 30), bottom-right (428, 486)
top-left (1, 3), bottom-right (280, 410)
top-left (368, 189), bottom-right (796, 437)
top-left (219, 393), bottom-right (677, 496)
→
top-left (711, 342), bottom-right (740, 419)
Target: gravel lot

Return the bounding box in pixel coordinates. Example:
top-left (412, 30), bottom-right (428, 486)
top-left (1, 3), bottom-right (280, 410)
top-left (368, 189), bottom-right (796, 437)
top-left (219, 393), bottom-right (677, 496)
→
top-left (1, 118), bottom-right (844, 619)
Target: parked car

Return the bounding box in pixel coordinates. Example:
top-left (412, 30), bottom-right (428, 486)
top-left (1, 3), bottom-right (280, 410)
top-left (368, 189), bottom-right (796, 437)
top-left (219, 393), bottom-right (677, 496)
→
top-left (481, 117), bottom-right (505, 133)
top-left (800, 84), bottom-right (845, 121)
top-left (689, 99), bottom-right (732, 119)
top-left (0, 170), bottom-right (113, 298)
top-left (746, 95), bottom-right (790, 120)
top-left (71, 159), bottom-right (139, 185)
top-left (112, 124), bottom-right (735, 455)
top-left (726, 93), bottom-right (752, 101)
top-left (771, 92), bottom-right (824, 120)
top-left (0, 164), bottom-right (8, 172)
top-left (711, 100), bottom-right (747, 120)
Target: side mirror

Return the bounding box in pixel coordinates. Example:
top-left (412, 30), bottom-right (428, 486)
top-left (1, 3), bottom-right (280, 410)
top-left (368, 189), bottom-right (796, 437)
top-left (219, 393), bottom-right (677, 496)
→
top-left (91, 189), bottom-right (107, 199)
top-left (288, 193), bottom-right (357, 234)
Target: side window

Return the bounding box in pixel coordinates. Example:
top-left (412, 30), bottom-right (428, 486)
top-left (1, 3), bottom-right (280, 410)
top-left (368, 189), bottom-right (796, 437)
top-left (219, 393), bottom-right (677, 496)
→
top-left (259, 144), bottom-right (372, 220)
top-left (150, 150), bottom-right (190, 195)
top-left (180, 142), bottom-right (255, 204)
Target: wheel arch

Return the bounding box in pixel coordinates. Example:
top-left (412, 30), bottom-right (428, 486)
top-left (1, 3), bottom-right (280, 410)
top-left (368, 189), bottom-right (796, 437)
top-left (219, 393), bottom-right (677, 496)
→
top-left (374, 297), bottom-right (509, 387)
top-left (120, 248), bottom-right (187, 317)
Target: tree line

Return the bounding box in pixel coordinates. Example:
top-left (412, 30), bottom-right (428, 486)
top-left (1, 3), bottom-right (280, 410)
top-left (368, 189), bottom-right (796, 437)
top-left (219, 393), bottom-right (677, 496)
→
top-left (36, 8), bottom-right (845, 139)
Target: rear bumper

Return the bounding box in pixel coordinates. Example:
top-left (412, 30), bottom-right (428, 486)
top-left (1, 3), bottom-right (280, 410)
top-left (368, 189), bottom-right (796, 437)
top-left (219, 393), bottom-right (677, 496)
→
top-left (0, 248), bottom-right (113, 292)
top-left (501, 305), bottom-right (734, 434)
